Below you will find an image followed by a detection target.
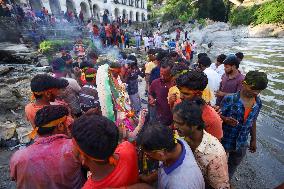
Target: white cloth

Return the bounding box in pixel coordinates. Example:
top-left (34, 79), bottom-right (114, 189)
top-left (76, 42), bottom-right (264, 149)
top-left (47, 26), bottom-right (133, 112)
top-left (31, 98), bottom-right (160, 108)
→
top-left (154, 35), bottom-right (162, 48)
top-left (204, 67), bottom-right (221, 105)
top-left (143, 37), bottom-right (149, 47)
top-left (209, 63), bottom-right (225, 78)
top-left (86, 22), bottom-right (93, 32)
top-left (191, 42), bottom-right (197, 51)
top-left (63, 78), bottom-right (81, 93)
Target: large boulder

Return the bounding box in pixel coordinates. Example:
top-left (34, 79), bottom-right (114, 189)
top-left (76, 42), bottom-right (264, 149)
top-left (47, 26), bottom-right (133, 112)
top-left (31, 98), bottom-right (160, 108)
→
top-left (0, 85), bottom-right (22, 112)
top-left (0, 121), bottom-right (17, 140)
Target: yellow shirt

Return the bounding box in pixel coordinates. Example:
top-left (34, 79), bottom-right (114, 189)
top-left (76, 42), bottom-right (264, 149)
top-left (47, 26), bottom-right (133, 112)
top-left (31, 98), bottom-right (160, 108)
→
top-left (167, 86), bottom-right (181, 104)
top-left (145, 61), bottom-right (156, 74)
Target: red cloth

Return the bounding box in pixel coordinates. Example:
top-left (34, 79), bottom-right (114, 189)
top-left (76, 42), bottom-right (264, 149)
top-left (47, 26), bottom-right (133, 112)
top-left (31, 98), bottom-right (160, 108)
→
top-left (82, 141), bottom-right (139, 189)
top-left (10, 134), bottom-right (85, 189)
top-left (202, 105), bottom-right (223, 140)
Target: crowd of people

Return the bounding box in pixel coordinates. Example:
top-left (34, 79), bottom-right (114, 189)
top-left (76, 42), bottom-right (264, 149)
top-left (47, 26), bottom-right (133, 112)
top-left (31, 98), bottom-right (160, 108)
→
top-left (9, 41), bottom-right (269, 189)
top-left (6, 5), bottom-right (271, 187)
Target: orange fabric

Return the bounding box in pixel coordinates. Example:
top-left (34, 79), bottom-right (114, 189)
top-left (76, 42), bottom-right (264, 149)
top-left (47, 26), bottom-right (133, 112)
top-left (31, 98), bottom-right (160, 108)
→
top-left (25, 103), bottom-right (46, 128)
top-left (82, 142), bottom-right (139, 189)
top-left (202, 105), bottom-right (223, 140)
top-left (244, 107), bottom-right (251, 122)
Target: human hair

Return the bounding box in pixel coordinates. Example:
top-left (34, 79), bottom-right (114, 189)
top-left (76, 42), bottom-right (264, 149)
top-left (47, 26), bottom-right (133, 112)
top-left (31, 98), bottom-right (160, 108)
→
top-left (87, 51), bottom-right (98, 60)
top-left (71, 113), bottom-right (119, 160)
top-left (198, 56), bottom-right (212, 68)
top-left (137, 121), bottom-right (176, 152)
top-left (127, 54), bottom-right (138, 66)
top-left (119, 51), bottom-right (127, 59)
top-left (156, 50), bottom-right (169, 62)
top-left (197, 53), bottom-right (208, 60)
top-left (173, 100), bottom-right (205, 131)
top-left (217, 54), bottom-right (227, 63)
top-left (171, 63), bottom-right (189, 77)
top-left (160, 57), bottom-right (174, 69)
top-left (235, 52), bottom-right (244, 61)
top-left (34, 105), bottom-right (69, 135)
top-left (176, 70), bottom-right (208, 91)
top-left (223, 54), bottom-right (240, 69)
top-left (147, 48), bottom-right (156, 55)
top-left (244, 71), bottom-right (268, 90)
top-left (31, 74), bottom-right (68, 93)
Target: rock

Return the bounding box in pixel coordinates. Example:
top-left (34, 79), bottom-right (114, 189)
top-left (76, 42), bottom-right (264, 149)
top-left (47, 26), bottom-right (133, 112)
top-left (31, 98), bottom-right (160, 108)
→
top-left (16, 127), bottom-right (32, 144)
top-left (38, 57), bottom-right (50, 66)
top-left (0, 66), bottom-right (14, 75)
top-left (0, 121), bottom-right (17, 140)
top-left (0, 85), bottom-right (22, 112)
top-left (249, 24), bottom-right (284, 38)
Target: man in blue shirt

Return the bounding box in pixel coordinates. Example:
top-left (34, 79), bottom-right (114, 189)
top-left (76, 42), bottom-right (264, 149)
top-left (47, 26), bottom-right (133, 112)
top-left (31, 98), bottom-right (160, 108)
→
top-left (220, 71), bottom-right (268, 179)
top-left (149, 50), bottom-right (169, 85)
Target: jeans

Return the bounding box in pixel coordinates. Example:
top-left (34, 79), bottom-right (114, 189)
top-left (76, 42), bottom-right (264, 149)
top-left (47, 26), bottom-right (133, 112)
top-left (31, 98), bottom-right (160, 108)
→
top-left (135, 37), bottom-right (141, 49)
top-left (227, 146), bottom-right (247, 179)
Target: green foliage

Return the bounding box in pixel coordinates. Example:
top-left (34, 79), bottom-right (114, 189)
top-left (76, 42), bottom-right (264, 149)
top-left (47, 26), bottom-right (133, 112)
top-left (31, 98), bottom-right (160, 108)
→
top-left (254, 0), bottom-right (284, 24)
top-left (229, 5), bottom-right (259, 26)
top-left (229, 0), bottom-right (284, 26)
top-left (39, 40), bottom-right (73, 55)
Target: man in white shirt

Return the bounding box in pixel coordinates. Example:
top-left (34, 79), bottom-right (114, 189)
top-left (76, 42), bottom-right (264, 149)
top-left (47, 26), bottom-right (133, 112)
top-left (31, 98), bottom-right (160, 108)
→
top-left (209, 54), bottom-right (226, 78)
top-left (154, 32), bottom-right (162, 48)
top-left (197, 56), bottom-right (221, 105)
top-left (143, 35), bottom-right (149, 52)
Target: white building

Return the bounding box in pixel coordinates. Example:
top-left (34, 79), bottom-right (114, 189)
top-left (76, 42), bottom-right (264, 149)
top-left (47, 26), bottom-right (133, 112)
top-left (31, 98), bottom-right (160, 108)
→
top-left (15, 0), bottom-right (147, 22)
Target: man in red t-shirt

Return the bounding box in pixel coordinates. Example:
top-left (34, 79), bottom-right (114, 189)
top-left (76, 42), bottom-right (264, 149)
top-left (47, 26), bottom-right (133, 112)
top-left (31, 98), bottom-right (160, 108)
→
top-left (175, 70), bottom-right (223, 140)
top-left (72, 113), bottom-right (139, 189)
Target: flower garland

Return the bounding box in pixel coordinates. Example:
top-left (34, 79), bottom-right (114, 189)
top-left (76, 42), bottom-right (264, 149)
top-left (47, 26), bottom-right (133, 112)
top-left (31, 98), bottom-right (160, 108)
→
top-left (96, 64), bottom-right (115, 122)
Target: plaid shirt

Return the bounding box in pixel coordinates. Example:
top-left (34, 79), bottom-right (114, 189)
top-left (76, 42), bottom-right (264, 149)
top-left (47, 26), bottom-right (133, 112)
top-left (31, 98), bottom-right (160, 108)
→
top-left (221, 92), bottom-right (262, 151)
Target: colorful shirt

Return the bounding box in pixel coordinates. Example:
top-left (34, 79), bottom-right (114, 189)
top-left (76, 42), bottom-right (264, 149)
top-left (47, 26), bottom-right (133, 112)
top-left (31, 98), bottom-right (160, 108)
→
top-left (221, 92), bottom-right (262, 151)
top-left (82, 141), bottom-right (139, 189)
top-left (194, 131), bottom-right (230, 189)
top-left (10, 134), bottom-right (85, 189)
top-left (216, 72), bottom-right (244, 105)
top-left (158, 139), bottom-right (205, 189)
top-left (145, 61), bottom-right (156, 74)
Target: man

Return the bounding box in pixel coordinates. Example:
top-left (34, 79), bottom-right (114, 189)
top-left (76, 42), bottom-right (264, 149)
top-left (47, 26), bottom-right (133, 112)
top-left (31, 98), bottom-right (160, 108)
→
top-left (134, 29), bottom-right (141, 49)
top-left (216, 55), bottom-right (245, 106)
top-left (25, 74), bottom-right (69, 128)
top-left (60, 48), bottom-right (73, 78)
top-left (154, 32), bottom-right (162, 48)
top-left (210, 54), bottom-right (227, 77)
top-left (72, 113), bottom-right (139, 188)
top-left (173, 100), bottom-right (230, 189)
top-left (220, 71), bottom-right (268, 179)
top-left (149, 50), bottom-right (169, 85)
top-left (125, 55), bottom-right (145, 114)
top-left (144, 49), bottom-right (157, 96)
top-left (51, 57), bottom-right (66, 78)
top-left (137, 122), bottom-right (205, 189)
top-left (197, 56), bottom-right (221, 106)
top-left (149, 58), bottom-right (174, 126)
top-left (176, 71), bottom-right (223, 140)
top-left (11, 105), bottom-right (84, 189)
top-left (79, 68), bottom-right (100, 113)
